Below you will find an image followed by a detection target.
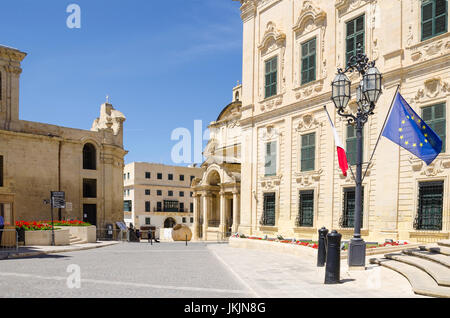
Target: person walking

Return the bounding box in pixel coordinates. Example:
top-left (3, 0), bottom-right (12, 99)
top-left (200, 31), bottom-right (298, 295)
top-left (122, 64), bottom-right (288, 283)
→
top-left (0, 214), bottom-right (4, 246)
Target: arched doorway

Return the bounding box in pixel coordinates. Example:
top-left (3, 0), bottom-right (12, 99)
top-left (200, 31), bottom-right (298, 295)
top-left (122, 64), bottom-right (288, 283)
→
top-left (164, 217), bottom-right (176, 228)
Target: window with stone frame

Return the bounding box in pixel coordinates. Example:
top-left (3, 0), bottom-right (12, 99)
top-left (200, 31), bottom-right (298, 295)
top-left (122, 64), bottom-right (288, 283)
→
top-left (422, 102), bottom-right (446, 152)
top-left (301, 133), bottom-right (316, 172)
top-left (145, 201), bottom-right (151, 212)
top-left (145, 172), bottom-right (151, 179)
top-left (297, 190), bottom-right (314, 227)
top-left (83, 179), bottom-right (97, 198)
top-left (262, 192), bottom-right (276, 226)
top-left (341, 187), bottom-right (364, 228)
top-left (301, 38), bottom-right (316, 85)
top-left (421, 0), bottom-right (448, 41)
top-left (346, 124), bottom-right (364, 166)
top-left (264, 141), bottom-right (277, 176)
top-left (265, 56), bottom-right (278, 98)
top-left (346, 15), bottom-right (365, 65)
top-left (124, 200), bottom-right (132, 212)
top-left (415, 181), bottom-right (444, 230)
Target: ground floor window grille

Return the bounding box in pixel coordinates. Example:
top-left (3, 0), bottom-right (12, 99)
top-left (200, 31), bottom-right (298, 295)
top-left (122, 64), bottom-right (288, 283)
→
top-left (261, 193), bottom-right (276, 226)
top-left (415, 181), bottom-right (443, 231)
top-left (341, 187), bottom-right (364, 228)
top-left (296, 190), bottom-right (314, 227)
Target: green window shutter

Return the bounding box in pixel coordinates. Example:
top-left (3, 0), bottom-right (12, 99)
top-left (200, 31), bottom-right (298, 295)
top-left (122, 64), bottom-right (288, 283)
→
top-left (346, 125), bottom-right (363, 166)
top-left (423, 103), bottom-right (446, 152)
top-left (298, 190), bottom-right (314, 227)
top-left (263, 193), bottom-right (276, 226)
top-left (265, 141), bottom-right (277, 176)
top-left (417, 181), bottom-right (443, 230)
top-left (422, 0), bottom-right (448, 41)
top-left (301, 38), bottom-right (316, 85)
top-left (301, 133), bottom-right (316, 171)
top-left (346, 15), bottom-right (365, 65)
top-left (265, 57), bottom-right (278, 98)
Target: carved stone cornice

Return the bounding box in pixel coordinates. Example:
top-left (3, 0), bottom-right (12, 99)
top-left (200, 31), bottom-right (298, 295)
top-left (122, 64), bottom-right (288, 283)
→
top-left (409, 77), bottom-right (450, 105)
top-left (408, 33), bottom-right (450, 63)
top-left (260, 175), bottom-right (282, 191)
top-left (0, 46), bottom-right (27, 63)
top-left (336, 0), bottom-right (371, 15)
top-left (258, 22), bottom-right (286, 52)
top-left (409, 155), bottom-right (450, 176)
top-left (3, 65), bottom-right (23, 75)
top-left (294, 169), bottom-right (323, 186)
top-left (240, 0), bottom-right (257, 22)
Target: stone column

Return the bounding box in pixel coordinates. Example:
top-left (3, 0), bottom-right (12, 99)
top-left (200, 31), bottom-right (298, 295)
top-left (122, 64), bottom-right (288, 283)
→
top-left (219, 191), bottom-right (226, 237)
top-left (193, 194), bottom-right (200, 240)
top-left (232, 190), bottom-right (240, 233)
top-left (202, 193), bottom-right (209, 241)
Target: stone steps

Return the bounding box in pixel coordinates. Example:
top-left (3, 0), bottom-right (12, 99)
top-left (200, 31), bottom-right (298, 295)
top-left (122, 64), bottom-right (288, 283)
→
top-left (371, 240), bottom-right (450, 298)
top-left (69, 234), bottom-right (86, 245)
top-left (403, 249), bottom-right (450, 268)
top-left (425, 244), bottom-right (450, 256)
top-left (370, 258), bottom-right (450, 298)
top-left (385, 253), bottom-right (450, 286)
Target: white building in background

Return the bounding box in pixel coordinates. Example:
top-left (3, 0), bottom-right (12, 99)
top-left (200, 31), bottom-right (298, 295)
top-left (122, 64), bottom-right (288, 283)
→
top-left (123, 162), bottom-right (204, 230)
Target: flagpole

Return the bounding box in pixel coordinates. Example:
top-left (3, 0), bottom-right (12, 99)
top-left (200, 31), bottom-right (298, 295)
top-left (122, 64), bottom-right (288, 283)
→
top-left (362, 84), bottom-right (400, 182)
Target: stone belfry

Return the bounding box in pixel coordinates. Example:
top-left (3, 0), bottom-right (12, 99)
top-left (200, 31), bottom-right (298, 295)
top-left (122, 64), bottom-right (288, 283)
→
top-left (0, 45), bottom-right (27, 130)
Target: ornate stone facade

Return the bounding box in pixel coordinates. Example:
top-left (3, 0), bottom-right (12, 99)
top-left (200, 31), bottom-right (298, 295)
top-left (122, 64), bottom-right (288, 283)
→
top-left (237, 0), bottom-right (450, 243)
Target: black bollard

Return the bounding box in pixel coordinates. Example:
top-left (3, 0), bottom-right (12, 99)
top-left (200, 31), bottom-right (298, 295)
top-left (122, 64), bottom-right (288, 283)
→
top-left (317, 227), bottom-right (329, 267)
top-left (324, 230), bottom-right (342, 284)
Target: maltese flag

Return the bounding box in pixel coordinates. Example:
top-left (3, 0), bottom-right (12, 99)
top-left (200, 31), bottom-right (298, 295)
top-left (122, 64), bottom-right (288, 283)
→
top-left (324, 106), bottom-right (349, 177)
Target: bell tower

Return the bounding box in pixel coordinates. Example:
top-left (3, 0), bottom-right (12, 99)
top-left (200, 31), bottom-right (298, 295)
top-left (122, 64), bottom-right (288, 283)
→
top-left (0, 45), bottom-right (27, 130)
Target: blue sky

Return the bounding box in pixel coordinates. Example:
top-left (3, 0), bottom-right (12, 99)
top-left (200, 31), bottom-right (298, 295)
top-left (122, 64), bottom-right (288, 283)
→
top-left (0, 0), bottom-right (243, 165)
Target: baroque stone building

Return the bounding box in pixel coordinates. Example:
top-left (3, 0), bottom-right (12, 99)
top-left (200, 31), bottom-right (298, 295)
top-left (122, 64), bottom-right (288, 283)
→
top-left (0, 45), bottom-right (127, 229)
top-left (236, 0), bottom-right (450, 243)
top-left (192, 84), bottom-right (242, 240)
top-left (123, 162), bottom-right (203, 230)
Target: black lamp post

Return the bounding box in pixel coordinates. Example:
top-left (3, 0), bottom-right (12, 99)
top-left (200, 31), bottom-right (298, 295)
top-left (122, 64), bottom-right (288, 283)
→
top-left (331, 44), bottom-right (382, 268)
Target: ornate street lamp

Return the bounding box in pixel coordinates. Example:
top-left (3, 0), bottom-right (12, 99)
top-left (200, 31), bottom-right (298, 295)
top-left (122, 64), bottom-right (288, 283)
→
top-left (331, 44), bottom-right (382, 268)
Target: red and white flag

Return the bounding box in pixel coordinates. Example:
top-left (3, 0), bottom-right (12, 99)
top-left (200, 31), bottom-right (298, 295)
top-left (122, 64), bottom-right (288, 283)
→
top-left (324, 106), bottom-right (349, 177)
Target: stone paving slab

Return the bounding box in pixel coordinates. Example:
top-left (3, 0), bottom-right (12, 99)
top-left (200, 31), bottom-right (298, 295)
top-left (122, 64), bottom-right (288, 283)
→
top-left (209, 244), bottom-right (426, 298)
top-left (0, 241), bottom-right (119, 259)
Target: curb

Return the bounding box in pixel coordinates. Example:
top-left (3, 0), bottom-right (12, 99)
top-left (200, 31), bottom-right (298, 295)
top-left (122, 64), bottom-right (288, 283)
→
top-left (3, 241), bottom-right (119, 259)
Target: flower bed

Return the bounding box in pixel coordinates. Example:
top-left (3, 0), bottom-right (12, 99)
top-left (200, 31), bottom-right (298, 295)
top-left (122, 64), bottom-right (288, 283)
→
top-left (232, 234), bottom-right (408, 251)
top-left (15, 220), bottom-right (91, 231)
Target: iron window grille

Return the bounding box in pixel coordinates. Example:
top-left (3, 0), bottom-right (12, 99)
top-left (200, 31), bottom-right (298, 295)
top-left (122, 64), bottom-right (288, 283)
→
top-left (414, 181), bottom-right (443, 231)
top-left (261, 193), bottom-right (276, 226)
top-left (296, 190), bottom-right (314, 227)
top-left (340, 187), bottom-right (364, 228)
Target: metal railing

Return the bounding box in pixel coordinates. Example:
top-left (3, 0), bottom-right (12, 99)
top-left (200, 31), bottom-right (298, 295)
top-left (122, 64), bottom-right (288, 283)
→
top-left (0, 229), bottom-right (19, 251)
top-left (413, 214), bottom-right (443, 231)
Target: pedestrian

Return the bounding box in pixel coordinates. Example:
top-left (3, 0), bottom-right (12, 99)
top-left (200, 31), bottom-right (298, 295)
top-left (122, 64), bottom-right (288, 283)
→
top-left (0, 213), bottom-right (4, 245)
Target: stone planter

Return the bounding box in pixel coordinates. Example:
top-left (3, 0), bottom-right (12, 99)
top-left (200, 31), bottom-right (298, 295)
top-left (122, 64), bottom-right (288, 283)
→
top-left (25, 228), bottom-right (70, 246)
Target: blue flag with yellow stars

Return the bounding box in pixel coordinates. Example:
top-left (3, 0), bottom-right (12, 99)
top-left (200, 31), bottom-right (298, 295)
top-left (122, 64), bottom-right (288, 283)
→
top-left (382, 92), bottom-right (442, 165)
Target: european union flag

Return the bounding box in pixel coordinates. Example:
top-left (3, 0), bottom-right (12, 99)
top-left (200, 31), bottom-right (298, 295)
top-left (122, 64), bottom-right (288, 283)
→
top-left (382, 92), bottom-right (442, 165)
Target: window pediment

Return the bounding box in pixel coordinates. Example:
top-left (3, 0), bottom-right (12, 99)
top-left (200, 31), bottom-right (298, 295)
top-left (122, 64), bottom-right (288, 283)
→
top-left (258, 22), bottom-right (286, 54)
top-left (293, 1), bottom-right (326, 35)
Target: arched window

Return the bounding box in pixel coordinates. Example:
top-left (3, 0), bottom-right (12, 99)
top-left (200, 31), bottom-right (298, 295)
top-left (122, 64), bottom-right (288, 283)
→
top-left (83, 143), bottom-right (96, 170)
top-left (235, 91), bottom-right (239, 101)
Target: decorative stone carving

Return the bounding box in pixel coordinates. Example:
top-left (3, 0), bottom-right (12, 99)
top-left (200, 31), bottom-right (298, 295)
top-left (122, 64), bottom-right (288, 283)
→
top-left (410, 78), bottom-right (450, 104)
top-left (336, 0), bottom-right (370, 16)
top-left (409, 155), bottom-right (450, 176)
top-left (295, 169), bottom-right (323, 186)
top-left (408, 34), bottom-right (450, 63)
top-left (293, 1), bottom-right (326, 35)
top-left (262, 124), bottom-right (282, 141)
top-left (296, 113), bottom-right (322, 132)
top-left (260, 176), bottom-right (281, 191)
top-left (260, 95), bottom-right (283, 111)
top-left (91, 103), bottom-right (126, 136)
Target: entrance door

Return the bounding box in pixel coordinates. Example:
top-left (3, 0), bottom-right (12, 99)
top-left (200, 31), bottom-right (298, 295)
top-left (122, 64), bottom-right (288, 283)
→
top-left (83, 204), bottom-right (97, 226)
